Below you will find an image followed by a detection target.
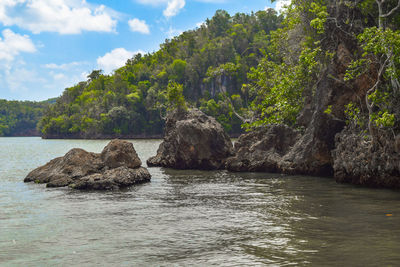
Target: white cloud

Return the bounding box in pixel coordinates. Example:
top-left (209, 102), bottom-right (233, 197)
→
top-left (135, 0), bottom-right (185, 18)
top-left (128, 18), bottom-right (150, 34)
top-left (41, 69), bottom-right (86, 95)
top-left (97, 48), bottom-right (144, 74)
top-left (4, 67), bottom-right (45, 94)
top-left (0, 0), bottom-right (117, 34)
top-left (80, 71), bottom-right (89, 81)
top-left (163, 0), bottom-right (185, 18)
top-left (44, 61), bottom-right (85, 70)
top-left (0, 55), bottom-right (88, 101)
top-left (166, 26), bottom-right (182, 38)
top-left (0, 29), bottom-right (36, 63)
top-left (196, 21), bottom-right (205, 28)
top-left (273, 0), bottom-right (291, 13)
top-left (135, 0), bottom-right (166, 5)
top-left (195, 0), bottom-right (226, 2)
top-left (52, 73), bottom-right (66, 80)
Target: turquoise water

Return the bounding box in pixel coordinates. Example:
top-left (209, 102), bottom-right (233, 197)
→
top-left (1, 137), bottom-right (400, 266)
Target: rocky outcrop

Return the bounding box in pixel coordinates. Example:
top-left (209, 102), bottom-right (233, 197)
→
top-left (333, 130), bottom-right (400, 188)
top-left (226, 124), bottom-right (300, 172)
top-left (24, 139), bottom-right (151, 190)
top-left (224, 1), bottom-right (382, 178)
top-left (279, 113), bottom-right (346, 176)
top-left (101, 139), bottom-right (141, 169)
top-left (225, 33), bottom-right (361, 177)
top-left (226, 71), bottom-right (346, 176)
top-left (71, 166), bottom-right (151, 190)
top-left (147, 108), bottom-right (233, 170)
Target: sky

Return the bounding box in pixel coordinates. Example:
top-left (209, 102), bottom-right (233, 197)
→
top-left (0, 0), bottom-right (288, 101)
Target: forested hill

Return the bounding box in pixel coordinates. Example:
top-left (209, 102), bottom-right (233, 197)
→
top-left (0, 100), bottom-right (50, 137)
top-left (38, 9), bottom-right (282, 138)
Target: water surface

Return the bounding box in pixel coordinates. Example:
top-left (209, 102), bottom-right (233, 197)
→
top-left (1, 137), bottom-right (400, 266)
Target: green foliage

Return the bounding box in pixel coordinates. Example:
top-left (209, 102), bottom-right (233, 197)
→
top-left (87, 70), bottom-right (102, 81)
top-left (344, 59), bottom-right (368, 81)
top-left (324, 105), bottom-right (332, 115)
top-left (170, 59), bottom-right (187, 82)
top-left (38, 9), bottom-right (283, 136)
top-left (7, 1), bottom-right (400, 141)
top-left (246, 59), bottom-right (306, 127)
top-left (0, 100), bottom-right (48, 136)
top-left (357, 27), bottom-right (400, 80)
top-left (309, 2), bottom-right (328, 34)
top-left (244, 0), bottom-right (327, 129)
top-left (199, 94), bottom-right (243, 132)
top-left (345, 25), bottom-right (400, 134)
top-left (344, 102), bottom-right (364, 129)
top-left (165, 81), bottom-right (187, 111)
top-left (372, 111), bottom-right (395, 128)
top-left (243, 0), bottom-right (400, 138)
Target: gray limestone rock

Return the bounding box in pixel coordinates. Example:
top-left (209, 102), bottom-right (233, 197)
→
top-left (147, 108), bottom-right (233, 170)
top-left (24, 139), bottom-right (150, 190)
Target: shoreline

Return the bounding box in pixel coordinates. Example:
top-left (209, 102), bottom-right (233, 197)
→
top-left (4, 133), bottom-right (243, 139)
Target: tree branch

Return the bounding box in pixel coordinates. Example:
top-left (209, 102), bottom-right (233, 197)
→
top-left (381, 0), bottom-right (400, 17)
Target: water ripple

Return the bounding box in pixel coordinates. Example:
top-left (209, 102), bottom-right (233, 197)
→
top-left (1, 138), bottom-right (400, 266)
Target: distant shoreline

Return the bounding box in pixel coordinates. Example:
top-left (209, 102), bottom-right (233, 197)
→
top-left (3, 133), bottom-right (242, 139)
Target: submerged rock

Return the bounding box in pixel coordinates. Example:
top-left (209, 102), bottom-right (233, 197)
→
top-left (24, 139), bottom-right (150, 190)
top-left (147, 108), bottom-right (233, 170)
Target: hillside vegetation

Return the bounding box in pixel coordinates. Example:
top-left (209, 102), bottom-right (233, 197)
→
top-left (224, 0), bottom-right (400, 187)
top-left (244, 0), bottom-right (400, 139)
top-left (4, 0), bottom-right (400, 149)
top-left (38, 9), bottom-right (282, 138)
top-left (0, 100), bottom-right (50, 137)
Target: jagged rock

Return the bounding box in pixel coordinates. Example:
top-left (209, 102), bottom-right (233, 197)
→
top-left (226, 124), bottom-right (300, 172)
top-left (101, 139), bottom-right (142, 169)
top-left (24, 148), bottom-right (103, 184)
top-left (279, 113), bottom-right (346, 176)
top-left (226, 40), bottom-right (356, 176)
top-left (147, 108), bottom-right (233, 170)
top-left (71, 167), bottom-right (151, 190)
top-left (24, 139), bottom-right (150, 190)
top-left (226, 114), bottom-right (345, 176)
top-left (333, 130), bottom-right (400, 188)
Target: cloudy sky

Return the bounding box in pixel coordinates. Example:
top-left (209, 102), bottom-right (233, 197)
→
top-left (0, 0), bottom-right (287, 101)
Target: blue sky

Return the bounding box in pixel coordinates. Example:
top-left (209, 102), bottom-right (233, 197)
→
top-left (0, 0), bottom-right (286, 101)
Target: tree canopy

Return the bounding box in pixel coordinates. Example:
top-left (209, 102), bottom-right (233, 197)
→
top-left (38, 9), bottom-right (283, 137)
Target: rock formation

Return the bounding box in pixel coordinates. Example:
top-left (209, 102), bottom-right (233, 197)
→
top-left (333, 130), bottom-right (400, 189)
top-left (226, 41), bottom-right (351, 176)
top-left (24, 139), bottom-right (151, 190)
top-left (226, 124), bottom-right (300, 172)
top-left (147, 108), bottom-right (233, 170)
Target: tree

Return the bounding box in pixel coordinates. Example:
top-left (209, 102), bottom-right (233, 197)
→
top-left (243, 0), bottom-right (327, 129)
top-left (170, 59), bottom-right (187, 82)
top-left (166, 81), bottom-right (187, 111)
top-left (87, 70), bottom-right (103, 82)
top-left (345, 0), bottom-right (400, 141)
top-left (206, 10), bottom-right (231, 38)
top-left (37, 8), bottom-right (282, 137)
